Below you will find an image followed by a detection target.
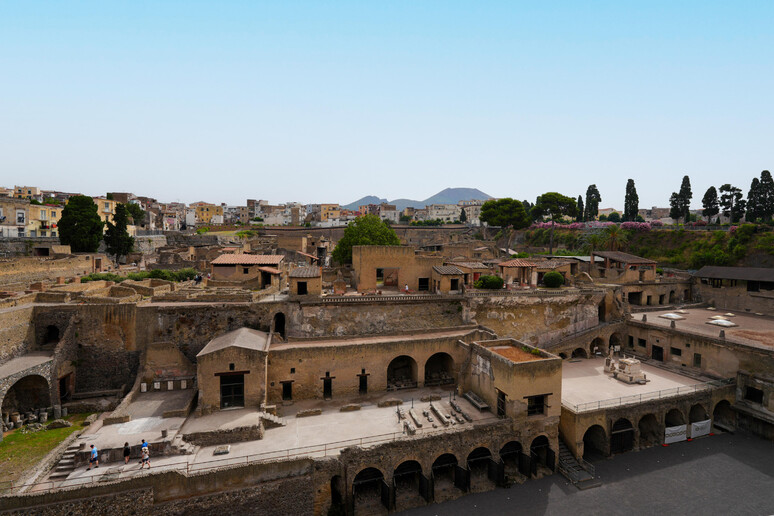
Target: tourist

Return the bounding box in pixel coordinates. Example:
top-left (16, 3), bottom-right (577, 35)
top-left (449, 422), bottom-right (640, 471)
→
top-left (123, 442), bottom-right (130, 464)
top-left (140, 446), bottom-right (151, 469)
top-left (139, 439), bottom-right (148, 464)
top-left (404, 284), bottom-right (409, 293)
top-left (87, 444), bottom-right (99, 470)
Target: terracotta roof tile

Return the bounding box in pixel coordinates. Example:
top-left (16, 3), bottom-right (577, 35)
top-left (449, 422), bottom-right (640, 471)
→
top-left (211, 254), bottom-right (284, 265)
top-left (433, 265), bottom-right (464, 275)
top-left (499, 259), bottom-right (537, 268)
top-left (289, 266), bottom-right (321, 278)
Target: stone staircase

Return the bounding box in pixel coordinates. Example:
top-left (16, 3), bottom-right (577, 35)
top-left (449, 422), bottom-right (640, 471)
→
top-left (260, 412), bottom-right (287, 429)
top-left (557, 440), bottom-right (600, 490)
top-left (48, 444), bottom-right (80, 481)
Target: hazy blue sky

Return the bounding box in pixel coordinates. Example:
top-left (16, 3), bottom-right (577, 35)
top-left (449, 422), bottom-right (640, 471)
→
top-left (1, 1), bottom-right (772, 207)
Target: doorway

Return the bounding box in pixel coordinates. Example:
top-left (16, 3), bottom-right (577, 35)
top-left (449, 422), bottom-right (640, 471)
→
top-left (358, 373), bottom-right (368, 395)
top-left (652, 345), bottom-right (664, 362)
top-left (450, 278), bottom-right (459, 291)
top-left (323, 377), bottom-right (332, 400)
top-left (496, 389), bottom-right (506, 418)
top-left (220, 374), bottom-right (245, 408)
top-left (281, 381), bottom-right (293, 401)
top-left (297, 281), bottom-right (308, 295)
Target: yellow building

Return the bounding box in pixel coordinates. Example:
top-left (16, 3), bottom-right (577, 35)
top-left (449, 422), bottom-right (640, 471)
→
top-left (28, 204), bottom-right (63, 238)
top-left (92, 197), bottom-right (117, 225)
top-left (320, 204), bottom-right (341, 222)
top-left (192, 202), bottom-right (224, 224)
top-left (14, 185), bottom-right (41, 200)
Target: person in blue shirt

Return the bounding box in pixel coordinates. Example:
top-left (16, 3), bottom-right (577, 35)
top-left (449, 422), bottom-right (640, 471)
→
top-left (87, 444), bottom-right (99, 470)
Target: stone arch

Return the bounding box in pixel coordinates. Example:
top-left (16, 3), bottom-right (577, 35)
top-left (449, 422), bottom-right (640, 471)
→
top-left (689, 403), bottom-right (708, 423)
top-left (1, 375), bottom-right (52, 415)
top-left (638, 413), bottom-right (661, 448)
top-left (590, 337), bottom-right (605, 356)
top-left (713, 399), bottom-right (735, 430)
top-left (669, 290), bottom-right (676, 304)
top-left (665, 408), bottom-right (686, 427)
top-left (272, 312), bottom-right (286, 340)
top-left (352, 467), bottom-right (385, 510)
top-left (466, 446), bottom-right (492, 488)
top-left (558, 352), bottom-right (568, 359)
top-left (393, 460), bottom-right (423, 508)
top-left (499, 441), bottom-right (523, 471)
top-left (330, 475), bottom-right (344, 508)
top-left (572, 347), bottom-right (588, 359)
top-left (424, 352), bottom-right (454, 387)
top-left (431, 453), bottom-right (459, 502)
top-left (530, 435), bottom-right (551, 467)
top-left (387, 355), bottom-right (418, 390)
top-left (609, 332), bottom-right (623, 353)
top-left (582, 424), bottom-right (607, 461)
top-left (610, 418), bottom-right (634, 454)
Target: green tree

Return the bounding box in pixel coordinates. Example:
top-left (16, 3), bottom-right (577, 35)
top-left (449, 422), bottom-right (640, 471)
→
top-left (104, 203), bottom-right (135, 263)
top-left (459, 208), bottom-right (467, 223)
top-left (584, 185), bottom-right (601, 221)
top-left (532, 192), bottom-right (577, 255)
top-left (331, 214), bottom-right (400, 264)
top-left (747, 178), bottom-right (763, 222)
top-left (719, 184), bottom-right (746, 223)
top-left (702, 186), bottom-right (720, 223)
top-left (602, 224), bottom-right (627, 251)
top-left (125, 203), bottom-right (145, 226)
top-left (479, 198), bottom-right (530, 228)
top-left (607, 212), bottom-right (621, 223)
top-left (576, 195), bottom-right (584, 222)
top-left (623, 179), bottom-right (639, 221)
top-left (473, 275), bottom-right (504, 289)
top-left (758, 170), bottom-right (774, 221)
top-left (542, 271), bottom-right (565, 288)
top-left (581, 231), bottom-right (604, 274)
top-left (58, 195), bottom-right (104, 252)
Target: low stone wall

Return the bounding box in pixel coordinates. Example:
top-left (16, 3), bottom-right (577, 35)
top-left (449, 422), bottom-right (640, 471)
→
top-left (183, 422), bottom-right (265, 446)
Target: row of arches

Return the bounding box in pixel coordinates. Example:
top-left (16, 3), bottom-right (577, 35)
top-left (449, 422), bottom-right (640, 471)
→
top-left (346, 437), bottom-right (553, 513)
top-left (387, 353), bottom-right (455, 390)
top-left (580, 401), bottom-right (732, 460)
top-left (556, 332), bottom-right (627, 360)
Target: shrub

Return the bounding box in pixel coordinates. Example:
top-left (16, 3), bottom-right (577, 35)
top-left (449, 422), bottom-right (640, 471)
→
top-left (80, 273), bottom-right (125, 283)
top-left (542, 271), bottom-right (565, 288)
top-left (473, 275), bottom-right (504, 289)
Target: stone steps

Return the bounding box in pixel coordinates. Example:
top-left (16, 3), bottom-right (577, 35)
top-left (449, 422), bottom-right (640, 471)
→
top-left (49, 445), bottom-right (81, 481)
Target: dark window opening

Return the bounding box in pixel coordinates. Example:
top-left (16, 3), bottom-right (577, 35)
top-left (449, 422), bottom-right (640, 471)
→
top-left (281, 381), bottom-right (293, 401)
top-left (745, 386), bottom-right (764, 405)
top-left (638, 338), bottom-right (646, 348)
top-left (497, 389), bottom-right (507, 418)
top-left (670, 347), bottom-right (682, 357)
top-left (526, 394), bottom-right (547, 416)
top-left (628, 335), bottom-right (634, 348)
top-left (450, 278), bottom-right (459, 291)
top-left (290, 368), bottom-right (295, 374)
top-left (243, 267), bottom-right (249, 274)
top-left (418, 278), bottom-right (429, 291)
top-left (220, 374), bottom-right (244, 408)
top-left (693, 353), bottom-right (702, 367)
top-left (297, 281), bottom-right (308, 295)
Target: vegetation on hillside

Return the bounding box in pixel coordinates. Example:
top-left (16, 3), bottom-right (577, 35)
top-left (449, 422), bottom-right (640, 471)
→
top-left (80, 268), bottom-right (197, 283)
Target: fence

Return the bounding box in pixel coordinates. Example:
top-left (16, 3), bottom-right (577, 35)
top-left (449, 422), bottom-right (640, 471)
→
top-left (2, 415), bottom-right (500, 496)
top-left (562, 378), bottom-right (735, 413)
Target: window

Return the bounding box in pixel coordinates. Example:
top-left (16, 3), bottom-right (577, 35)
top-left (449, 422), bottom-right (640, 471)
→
top-left (243, 267), bottom-right (249, 274)
top-left (638, 338), bottom-right (646, 348)
top-left (744, 386), bottom-right (764, 405)
top-left (418, 278), bottom-right (430, 291)
top-left (670, 347), bottom-right (682, 357)
top-left (104, 202), bottom-right (109, 210)
top-left (628, 336), bottom-right (634, 348)
top-left (693, 353), bottom-right (701, 367)
top-left (290, 368), bottom-right (295, 374)
top-left (526, 394), bottom-right (547, 416)
top-left (40, 210), bottom-right (47, 220)
top-left (16, 210), bottom-right (25, 224)
top-left (51, 211), bottom-right (56, 217)
top-left (17, 228), bottom-right (25, 237)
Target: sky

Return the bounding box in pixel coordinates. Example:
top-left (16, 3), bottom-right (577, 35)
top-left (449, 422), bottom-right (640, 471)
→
top-left (1, 1), bottom-right (772, 208)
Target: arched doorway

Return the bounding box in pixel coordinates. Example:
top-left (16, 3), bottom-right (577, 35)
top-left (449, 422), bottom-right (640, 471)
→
top-left (558, 352), bottom-right (568, 359)
top-left (431, 454), bottom-right (459, 502)
top-left (330, 475), bottom-right (344, 512)
top-left (572, 348), bottom-right (587, 359)
top-left (499, 441), bottom-right (523, 477)
top-left (467, 447), bottom-right (492, 490)
top-left (393, 460), bottom-right (424, 509)
top-left (387, 356), bottom-right (418, 390)
top-left (273, 313), bottom-right (286, 340)
top-left (610, 418), bottom-right (634, 454)
top-left (43, 325), bottom-right (60, 345)
top-left (689, 404), bottom-right (708, 423)
top-left (609, 333), bottom-right (622, 353)
top-left (530, 435), bottom-right (552, 470)
top-left (665, 408), bottom-right (685, 427)
top-left (1, 375), bottom-right (51, 415)
top-left (638, 413), bottom-right (661, 448)
top-left (582, 425), bottom-right (607, 461)
top-left (713, 400), bottom-right (735, 430)
top-left (424, 353), bottom-right (454, 387)
top-left (590, 337), bottom-right (605, 356)
top-left (352, 468), bottom-right (385, 513)
top-left (598, 301), bottom-right (607, 322)
top-left (669, 290), bottom-right (676, 304)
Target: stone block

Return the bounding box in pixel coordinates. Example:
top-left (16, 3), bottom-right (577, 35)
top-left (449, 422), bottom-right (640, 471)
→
top-left (181, 380), bottom-right (187, 389)
top-left (377, 398), bottom-right (403, 408)
top-left (168, 381), bottom-right (174, 391)
top-left (141, 383), bottom-right (147, 393)
top-left (47, 419), bottom-right (72, 429)
top-left (296, 409), bottom-right (322, 418)
top-left (339, 404), bottom-right (361, 412)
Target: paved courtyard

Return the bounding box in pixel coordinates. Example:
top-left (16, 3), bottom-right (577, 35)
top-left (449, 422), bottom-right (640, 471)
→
top-left (643, 308), bottom-right (774, 349)
top-left (400, 431), bottom-right (774, 516)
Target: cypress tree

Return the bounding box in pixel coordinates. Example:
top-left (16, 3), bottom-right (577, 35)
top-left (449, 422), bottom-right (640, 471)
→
top-left (623, 179), bottom-right (639, 221)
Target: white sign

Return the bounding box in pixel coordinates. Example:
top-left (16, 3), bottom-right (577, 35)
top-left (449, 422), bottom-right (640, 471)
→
top-left (690, 419), bottom-right (711, 438)
top-left (665, 424), bottom-right (687, 444)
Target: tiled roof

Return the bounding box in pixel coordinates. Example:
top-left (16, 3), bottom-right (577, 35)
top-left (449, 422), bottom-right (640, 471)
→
top-left (593, 251), bottom-right (656, 264)
top-left (694, 266), bottom-right (774, 282)
top-left (499, 259), bottom-right (537, 268)
top-left (433, 265), bottom-right (463, 275)
top-left (211, 254), bottom-right (284, 265)
top-left (449, 261), bottom-right (489, 270)
top-left (289, 266), bottom-right (321, 278)
top-left (257, 267), bottom-right (281, 275)
top-left (297, 251), bottom-right (320, 261)
top-left (197, 328), bottom-right (270, 357)
top-left (534, 259), bottom-right (573, 270)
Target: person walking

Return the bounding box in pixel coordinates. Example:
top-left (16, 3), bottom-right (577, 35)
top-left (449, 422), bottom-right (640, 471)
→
top-left (139, 439), bottom-right (148, 464)
top-left (140, 446), bottom-right (151, 469)
top-left (87, 444), bottom-right (99, 470)
top-left (123, 442), bottom-right (131, 464)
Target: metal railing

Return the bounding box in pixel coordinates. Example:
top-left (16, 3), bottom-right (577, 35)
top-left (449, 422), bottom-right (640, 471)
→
top-left (1, 415), bottom-right (500, 496)
top-left (562, 378), bottom-right (735, 413)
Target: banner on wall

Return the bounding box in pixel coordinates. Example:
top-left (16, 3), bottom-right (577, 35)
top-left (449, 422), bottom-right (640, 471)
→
top-left (690, 419), bottom-right (711, 438)
top-left (665, 425), bottom-right (687, 444)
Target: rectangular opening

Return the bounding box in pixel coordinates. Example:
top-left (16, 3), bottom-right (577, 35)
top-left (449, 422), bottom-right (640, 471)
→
top-left (243, 267), bottom-right (249, 274)
top-left (450, 278), bottom-right (459, 291)
top-left (745, 386), bottom-right (764, 405)
top-left (496, 389), bottom-right (506, 418)
top-left (526, 394), bottom-right (546, 416)
top-left (323, 378), bottom-right (332, 400)
top-left (637, 338), bottom-right (646, 348)
top-left (693, 353), bottom-right (702, 368)
top-left (651, 345), bottom-right (664, 362)
top-left (659, 294), bottom-right (665, 305)
top-left (418, 278), bottom-right (430, 291)
top-left (627, 292), bottom-right (641, 305)
top-left (359, 374), bottom-right (368, 395)
top-left (281, 381), bottom-right (293, 401)
top-left (670, 347), bottom-right (682, 357)
top-left (297, 281), bottom-right (308, 295)
top-left (628, 335), bottom-right (634, 348)
top-left (220, 374), bottom-right (245, 408)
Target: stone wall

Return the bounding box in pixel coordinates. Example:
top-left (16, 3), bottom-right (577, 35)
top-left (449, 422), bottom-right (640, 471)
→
top-left (0, 306), bottom-right (34, 364)
top-left (0, 237), bottom-right (60, 257)
top-left (0, 256), bottom-right (94, 288)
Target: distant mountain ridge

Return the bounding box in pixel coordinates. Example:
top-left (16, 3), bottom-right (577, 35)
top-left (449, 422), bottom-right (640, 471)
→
top-left (343, 187), bottom-right (492, 211)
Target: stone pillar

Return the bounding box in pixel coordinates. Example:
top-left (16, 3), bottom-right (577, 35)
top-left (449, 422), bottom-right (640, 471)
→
top-left (53, 405), bottom-right (61, 419)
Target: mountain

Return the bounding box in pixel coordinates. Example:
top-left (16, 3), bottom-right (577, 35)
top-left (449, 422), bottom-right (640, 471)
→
top-left (342, 188), bottom-right (492, 211)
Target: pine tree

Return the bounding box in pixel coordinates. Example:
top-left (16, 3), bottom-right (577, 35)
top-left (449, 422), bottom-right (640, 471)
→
top-left (701, 186), bottom-right (720, 223)
top-left (678, 175), bottom-right (692, 222)
top-left (759, 170), bottom-right (774, 221)
top-left (584, 185), bottom-right (601, 221)
top-left (746, 178), bottom-right (762, 222)
top-left (669, 192), bottom-right (681, 222)
top-left (623, 179), bottom-right (639, 221)
top-left (104, 203), bottom-right (135, 263)
top-left (719, 184), bottom-right (746, 223)
top-left (576, 195), bottom-right (584, 222)
top-left (459, 208), bottom-right (467, 223)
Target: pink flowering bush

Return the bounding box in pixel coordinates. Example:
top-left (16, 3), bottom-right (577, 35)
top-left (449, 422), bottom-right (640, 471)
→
top-left (650, 220), bottom-right (663, 227)
top-left (620, 221), bottom-right (651, 232)
top-left (729, 225), bottom-right (738, 234)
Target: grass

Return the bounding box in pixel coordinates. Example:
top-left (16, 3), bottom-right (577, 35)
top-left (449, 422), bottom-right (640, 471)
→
top-left (0, 413), bottom-right (90, 486)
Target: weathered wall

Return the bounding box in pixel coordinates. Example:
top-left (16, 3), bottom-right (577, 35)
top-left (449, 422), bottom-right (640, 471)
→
top-left (352, 245), bottom-right (444, 292)
top-left (0, 256), bottom-right (94, 288)
top-left (694, 282), bottom-right (774, 316)
top-left (198, 347), bottom-right (267, 414)
top-left (0, 306), bottom-right (34, 364)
